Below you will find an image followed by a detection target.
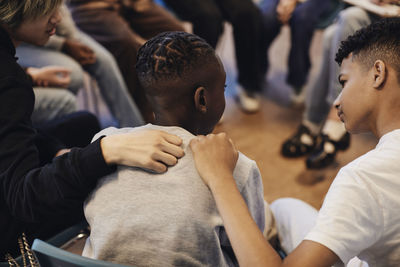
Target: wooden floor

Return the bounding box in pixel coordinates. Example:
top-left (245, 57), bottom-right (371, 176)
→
top-left (68, 24), bottom-right (378, 254)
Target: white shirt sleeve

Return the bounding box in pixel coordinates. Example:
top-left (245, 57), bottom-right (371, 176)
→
top-left (304, 166), bottom-right (383, 266)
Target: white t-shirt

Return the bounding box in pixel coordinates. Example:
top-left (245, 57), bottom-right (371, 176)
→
top-left (305, 129), bottom-right (400, 267)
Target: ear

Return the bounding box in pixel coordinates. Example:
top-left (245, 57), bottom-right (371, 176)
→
top-left (194, 86), bottom-right (207, 114)
top-left (372, 60), bottom-right (387, 89)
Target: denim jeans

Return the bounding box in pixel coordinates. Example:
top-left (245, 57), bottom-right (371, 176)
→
top-left (260, 0), bottom-right (331, 90)
top-left (304, 7), bottom-right (376, 124)
top-left (163, 0), bottom-right (267, 92)
top-left (17, 31), bottom-right (144, 127)
top-left (32, 88), bottom-right (77, 125)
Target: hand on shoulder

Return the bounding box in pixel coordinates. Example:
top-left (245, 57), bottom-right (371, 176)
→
top-left (101, 130), bottom-right (184, 173)
top-left (190, 132), bottom-right (238, 189)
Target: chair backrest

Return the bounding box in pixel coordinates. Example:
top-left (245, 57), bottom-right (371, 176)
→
top-left (32, 239), bottom-right (129, 267)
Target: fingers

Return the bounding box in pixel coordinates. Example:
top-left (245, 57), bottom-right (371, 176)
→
top-left (154, 150), bottom-right (179, 167)
top-left (79, 56), bottom-right (96, 65)
top-left (56, 76), bottom-right (71, 88)
top-left (161, 131), bottom-right (183, 146)
top-left (146, 160), bottom-right (168, 173)
top-left (45, 66), bottom-right (71, 74)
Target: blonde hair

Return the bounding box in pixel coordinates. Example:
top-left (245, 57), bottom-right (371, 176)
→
top-left (0, 0), bottom-right (62, 29)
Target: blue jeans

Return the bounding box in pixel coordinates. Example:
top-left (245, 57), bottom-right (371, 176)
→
top-left (304, 7), bottom-right (376, 124)
top-left (17, 31), bottom-right (144, 127)
top-left (163, 0), bottom-right (267, 92)
top-left (260, 0), bottom-right (331, 90)
top-left (32, 88), bottom-right (77, 125)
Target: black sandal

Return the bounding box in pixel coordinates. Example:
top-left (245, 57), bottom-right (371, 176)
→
top-left (281, 124), bottom-right (317, 157)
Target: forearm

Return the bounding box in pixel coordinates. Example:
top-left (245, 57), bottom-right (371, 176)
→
top-left (210, 176), bottom-right (282, 267)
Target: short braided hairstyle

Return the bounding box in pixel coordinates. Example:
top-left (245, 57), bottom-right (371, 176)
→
top-left (335, 17), bottom-right (400, 83)
top-left (136, 31), bottom-right (216, 92)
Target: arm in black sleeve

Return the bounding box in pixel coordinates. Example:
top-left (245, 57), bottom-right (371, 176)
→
top-left (0, 77), bottom-right (115, 223)
top-left (34, 128), bottom-right (66, 166)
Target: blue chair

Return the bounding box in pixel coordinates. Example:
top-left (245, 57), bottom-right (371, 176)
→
top-left (32, 239), bottom-right (129, 267)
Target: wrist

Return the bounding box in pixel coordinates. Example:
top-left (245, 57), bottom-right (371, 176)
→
top-left (208, 172), bottom-right (236, 193)
top-left (100, 135), bottom-right (120, 165)
top-left (61, 40), bottom-right (71, 53)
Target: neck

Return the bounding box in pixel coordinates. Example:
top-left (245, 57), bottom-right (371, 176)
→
top-left (154, 112), bottom-right (202, 135)
top-left (1, 25), bottom-right (19, 47)
top-left (374, 83), bottom-right (400, 139)
top-left (375, 110), bottom-right (400, 139)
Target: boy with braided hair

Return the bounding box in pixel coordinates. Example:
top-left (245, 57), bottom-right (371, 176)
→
top-left (82, 31), bottom-right (267, 267)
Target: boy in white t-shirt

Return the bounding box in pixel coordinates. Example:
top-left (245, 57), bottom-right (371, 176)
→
top-left (189, 17), bottom-right (400, 267)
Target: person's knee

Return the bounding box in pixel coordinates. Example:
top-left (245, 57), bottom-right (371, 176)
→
top-left (61, 90), bottom-right (78, 113)
top-left (290, 5), bottom-right (318, 31)
top-left (193, 11), bottom-right (224, 43)
top-left (67, 62), bottom-right (85, 94)
top-left (90, 46), bottom-right (120, 76)
top-left (230, 4), bottom-right (261, 28)
top-left (337, 6), bottom-right (369, 28)
top-left (322, 24), bottom-right (337, 49)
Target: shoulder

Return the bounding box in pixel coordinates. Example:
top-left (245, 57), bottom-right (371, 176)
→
top-left (0, 51), bottom-right (31, 90)
top-left (233, 153), bottom-right (262, 192)
top-left (91, 126), bottom-right (146, 142)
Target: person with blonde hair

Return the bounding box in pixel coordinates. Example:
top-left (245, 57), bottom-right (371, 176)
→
top-left (0, 0), bottom-right (184, 259)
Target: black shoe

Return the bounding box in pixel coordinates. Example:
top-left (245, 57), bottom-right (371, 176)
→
top-left (306, 132), bottom-right (351, 169)
top-left (281, 124), bottom-right (317, 158)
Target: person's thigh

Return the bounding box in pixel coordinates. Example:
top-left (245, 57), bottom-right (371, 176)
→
top-left (16, 44), bottom-right (84, 94)
top-left (259, 0), bottom-right (281, 27)
top-left (163, 0), bottom-right (221, 20)
top-left (270, 198), bottom-right (318, 254)
top-left (124, 1), bottom-right (185, 40)
top-left (216, 0), bottom-right (260, 23)
top-left (76, 30), bottom-right (144, 127)
top-left (36, 111), bottom-right (101, 148)
top-left (71, 8), bottom-right (143, 49)
top-left (32, 88), bottom-right (77, 125)
top-left (163, 0), bottom-right (223, 47)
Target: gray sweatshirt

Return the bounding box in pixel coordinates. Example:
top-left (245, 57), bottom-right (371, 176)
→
top-left (83, 124), bottom-right (265, 267)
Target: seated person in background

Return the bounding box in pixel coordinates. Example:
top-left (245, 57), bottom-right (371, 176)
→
top-left (67, 0), bottom-right (185, 121)
top-left (25, 65), bottom-right (77, 125)
top-left (260, 0), bottom-right (334, 103)
top-left (17, 3), bottom-right (144, 128)
top-left (82, 31), bottom-right (266, 266)
top-left (162, 0), bottom-right (267, 113)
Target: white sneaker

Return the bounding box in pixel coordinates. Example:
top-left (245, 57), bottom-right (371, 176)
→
top-left (236, 85), bottom-right (261, 113)
top-left (289, 86), bottom-right (306, 108)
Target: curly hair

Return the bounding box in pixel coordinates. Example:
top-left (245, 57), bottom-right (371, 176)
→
top-left (335, 18), bottom-right (400, 82)
top-left (136, 31), bottom-right (216, 92)
top-left (0, 0), bottom-right (62, 29)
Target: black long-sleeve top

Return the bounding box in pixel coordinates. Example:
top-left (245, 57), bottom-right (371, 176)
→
top-left (0, 27), bottom-right (115, 257)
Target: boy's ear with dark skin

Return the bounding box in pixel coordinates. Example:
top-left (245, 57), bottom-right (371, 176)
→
top-left (194, 86), bottom-right (208, 114)
top-left (372, 60), bottom-right (387, 89)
